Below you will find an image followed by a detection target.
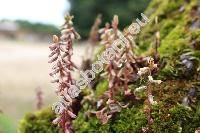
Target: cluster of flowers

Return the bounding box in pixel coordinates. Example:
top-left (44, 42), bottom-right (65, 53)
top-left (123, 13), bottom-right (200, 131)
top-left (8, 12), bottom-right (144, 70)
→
top-left (49, 12), bottom-right (153, 132)
top-left (89, 14), bottom-right (102, 44)
top-left (93, 14), bottom-right (151, 124)
top-left (48, 14), bottom-right (80, 133)
top-left (93, 16), bottom-right (130, 124)
top-left (53, 13), bottom-right (150, 103)
top-left (91, 15), bottom-right (162, 132)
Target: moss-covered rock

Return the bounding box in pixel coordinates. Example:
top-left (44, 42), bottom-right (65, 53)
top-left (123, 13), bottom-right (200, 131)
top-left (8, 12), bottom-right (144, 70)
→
top-left (73, 111), bottom-right (110, 133)
top-left (138, 0), bottom-right (199, 55)
top-left (151, 103), bottom-right (200, 133)
top-left (73, 0), bottom-right (200, 132)
top-left (19, 108), bottom-right (61, 133)
top-left (73, 106), bottom-right (147, 133)
top-left (74, 78), bottom-right (200, 132)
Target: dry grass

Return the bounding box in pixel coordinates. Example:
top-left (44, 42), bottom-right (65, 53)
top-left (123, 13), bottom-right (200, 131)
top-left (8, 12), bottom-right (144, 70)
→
top-left (0, 39), bottom-right (87, 126)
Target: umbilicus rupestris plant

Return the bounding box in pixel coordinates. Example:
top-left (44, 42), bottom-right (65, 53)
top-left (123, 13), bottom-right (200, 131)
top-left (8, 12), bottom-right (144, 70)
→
top-left (94, 21), bottom-right (112, 124)
top-left (117, 27), bottom-right (138, 98)
top-left (89, 14), bottom-right (102, 45)
top-left (35, 87), bottom-right (43, 110)
top-left (81, 15), bottom-right (102, 73)
top-left (48, 14), bottom-right (80, 133)
top-left (136, 57), bottom-right (162, 133)
top-left (94, 15), bottom-right (132, 124)
top-left (103, 15), bottom-right (119, 104)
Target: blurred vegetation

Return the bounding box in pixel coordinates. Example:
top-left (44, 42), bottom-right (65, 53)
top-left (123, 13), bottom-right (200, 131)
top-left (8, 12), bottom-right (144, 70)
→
top-left (70, 0), bottom-right (151, 38)
top-left (15, 20), bottom-right (59, 35)
top-left (19, 108), bottom-right (61, 133)
top-left (0, 113), bottom-right (17, 133)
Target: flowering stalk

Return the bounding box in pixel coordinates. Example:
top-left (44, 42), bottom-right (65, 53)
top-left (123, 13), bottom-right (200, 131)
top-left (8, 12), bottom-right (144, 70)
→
top-left (81, 15), bottom-right (102, 71)
top-left (94, 14), bottom-right (150, 124)
top-left (109, 15), bottom-right (138, 99)
top-left (89, 14), bottom-right (102, 44)
top-left (137, 57), bottom-right (162, 132)
top-left (49, 14), bottom-right (80, 133)
top-left (95, 15), bottom-right (132, 124)
top-left (35, 87), bottom-right (43, 110)
top-left (107, 15), bottom-right (119, 102)
top-left (93, 17), bottom-right (119, 124)
top-left (93, 22), bottom-right (113, 124)
top-left (118, 32), bottom-right (137, 97)
top-left (153, 17), bottom-right (160, 62)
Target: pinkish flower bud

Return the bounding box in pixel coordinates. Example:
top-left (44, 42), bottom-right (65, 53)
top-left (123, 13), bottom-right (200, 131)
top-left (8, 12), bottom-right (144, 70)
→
top-left (67, 110), bottom-right (77, 118)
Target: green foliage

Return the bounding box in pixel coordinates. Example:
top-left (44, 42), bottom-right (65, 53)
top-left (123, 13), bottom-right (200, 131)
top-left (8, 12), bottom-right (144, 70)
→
top-left (138, 0), bottom-right (199, 55)
top-left (111, 106), bottom-right (147, 132)
top-left (73, 112), bottom-right (110, 133)
top-left (94, 80), bottom-right (108, 98)
top-left (73, 78), bottom-right (199, 132)
top-left (152, 103), bottom-right (200, 133)
top-left (145, 0), bottom-right (184, 21)
top-left (158, 26), bottom-right (189, 57)
top-left (0, 113), bottom-right (16, 133)
top-left (70, 0), bottom-right (150, 38)
top-left (19, 108), bottom-right (61, 133)
top-left (158, 49), bottom-right (200, 79)
top-left (16, 20), bottom-right (59, 35)
top-left (190, 29), bottom-right (200, 42)
top-left (159, 19), bottom-right (176, 38)
top-left (152, 104), bottom-right (183, 133)
top-left (93, 45), bottom-right (106, 61)
top-left (73, 106), bottom-right (147, 133)
top-left (137, 0), bottom-right (200, 79)
top-left (151, 104), bottom-right (180, 133)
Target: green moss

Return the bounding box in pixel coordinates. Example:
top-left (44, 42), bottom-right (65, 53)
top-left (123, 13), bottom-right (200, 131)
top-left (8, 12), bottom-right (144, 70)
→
top-left (19, 108), bottom-right (61, 133)
top-left (73, 112), bottom-right (110, 133)
top-left (158, 26), bottom-right (189, 57)
top-left (151, 104), bottom-right (179, 133)
top-left (159, 19), bottom-right (176, 38)
top-left (150, 101), bottom-right (200, 133)
top-left (158, 49), bottom-right (200, 79)
top-left (111, 106), bottom-right (147, 132)
top-left (93, 45), bottom-right (106, 61)
top-left (94, 80), bottom-right (108, 98)
top-left (74, 99), bottom-right (200, 132)
top-left (191, 29), bottom-right (200, 41)
top-left (138, 0), bottom-right (199, 56)
top-left (73, 106), bottom-right (147, 133)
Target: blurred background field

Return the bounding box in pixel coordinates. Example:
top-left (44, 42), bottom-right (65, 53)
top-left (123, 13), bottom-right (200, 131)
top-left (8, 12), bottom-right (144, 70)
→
top-left (0, 39), bottom-right (88, 128)
top-left (0, 39), bottom-right (53, 126)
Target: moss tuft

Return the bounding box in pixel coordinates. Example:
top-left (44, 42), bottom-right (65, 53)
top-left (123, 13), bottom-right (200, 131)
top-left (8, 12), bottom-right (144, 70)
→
top-left (19, 108), bottom-right (61, 133)
top-left (94, 80), bottom-right (108, 98)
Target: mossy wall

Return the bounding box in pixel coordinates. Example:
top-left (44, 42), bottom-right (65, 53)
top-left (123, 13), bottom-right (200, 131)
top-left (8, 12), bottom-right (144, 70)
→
top-left (72, 0), bottom-right (200, 132)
